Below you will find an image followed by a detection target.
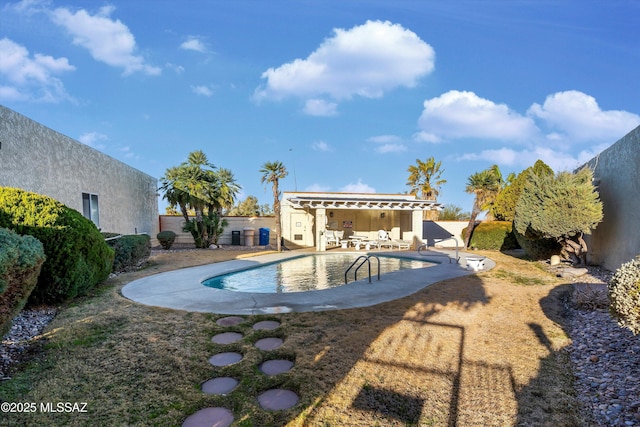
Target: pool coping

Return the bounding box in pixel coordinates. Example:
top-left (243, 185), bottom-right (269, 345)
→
top-left (120, 249), bottom-right (495, 314)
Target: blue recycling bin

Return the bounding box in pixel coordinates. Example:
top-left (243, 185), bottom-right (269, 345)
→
top-left (259, 228), bottom-right (270, 245)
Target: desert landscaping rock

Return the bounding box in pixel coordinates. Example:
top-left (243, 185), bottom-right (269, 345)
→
top-left (259, 359), bottom-right (294, 375)
top-left (258, 388), bottom-right (299, 411)
top-left (208, 352), bottom-right (243, 367)
top-left (211, 332), bottom-right (243, 344)
top-left (201, 377), bottom-right (239, 395)
top-left (254, 337), bottom-right (284, 351)
top-left (182, 407), bottom-right (234, 427)
top-left (252, 320), bottom-right (280, 330)
top-left (216, 316), bottom-right (244, 326)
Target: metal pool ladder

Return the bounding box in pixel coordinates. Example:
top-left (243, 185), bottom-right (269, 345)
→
top-left (345, 255), bottom-right (380, 284)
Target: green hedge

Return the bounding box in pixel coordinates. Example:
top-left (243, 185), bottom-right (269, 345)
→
top-left (0, 227), bottom-right (46, 337)
top-left (0, 187), bottom-right (115, 304)
top-left (462, 221), bottom-right (520, 250)
top-left (106, 234), bottom-right (151, 273)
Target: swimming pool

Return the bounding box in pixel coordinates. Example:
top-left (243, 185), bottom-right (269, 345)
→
top-left (202, 253), bottom-right (435, 293)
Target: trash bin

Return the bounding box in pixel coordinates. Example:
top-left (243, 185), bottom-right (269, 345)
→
top-left (259, 228), bottom-right (270, 246)
top-left (231, 230), bottom-right (241, 245)
top-left (243, 227), bottom-right (255, 246)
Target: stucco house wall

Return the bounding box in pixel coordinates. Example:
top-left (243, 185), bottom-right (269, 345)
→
top-left (583, 125), bottom-right (640, 270)
top-left (0, 105), bottom-right (158, 237)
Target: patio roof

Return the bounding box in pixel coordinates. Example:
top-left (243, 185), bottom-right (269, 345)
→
top-left (286, 195), bottom-right (442, 211)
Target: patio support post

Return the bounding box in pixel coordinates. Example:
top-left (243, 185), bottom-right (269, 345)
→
top-left (411, 209), bottom-right (423, 250)
top-left (315, 208), bottom-right (327, 251)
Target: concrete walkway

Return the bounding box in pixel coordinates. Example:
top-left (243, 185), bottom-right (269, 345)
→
top-left (121, 250), bottom-right (495, 315)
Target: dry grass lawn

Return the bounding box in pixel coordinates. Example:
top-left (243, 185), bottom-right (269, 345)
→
top-left (0, 249), bottom-right (583, 426)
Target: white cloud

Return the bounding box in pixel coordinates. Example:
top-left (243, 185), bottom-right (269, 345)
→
top-left (457, 143), bottom-right (613, 173)
top-left (50, 5), bottom-right (160, 75)
top-left (180, 36), bottom-right (208, 53)
top-left (304, 183), bottom-right (332, 192)
top-left (312, 141), bottom-right (332, 151)
top-left (166, 62), bottom-right (185, 74)
top-left (375, 143), bottom-right (407, 154)
top-left (0, 37), bottom-right (75, 102)
top-left (78, 131), bottom-right (108, 150)
top-left (254, 20), bottom-right (435, 105)
top-left (191, 85), bottom-right (214, 97)
top-left (340, 179), bottom-right (376, 193)
top-left (418, 90), bottom-right (539, 142)
top-left (367, 135), bottom-right (406, 153)
top-left (528, 90), bottom-right (640, 143)
top-left (303, 99), bottom-right (337, 116)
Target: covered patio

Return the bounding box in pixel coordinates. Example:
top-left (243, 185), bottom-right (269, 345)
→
top-left (281, 192), bottom-right (442, 251)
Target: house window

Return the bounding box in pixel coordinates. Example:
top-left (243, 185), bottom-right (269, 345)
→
top-left (82, 193), bottom-right (100, 227)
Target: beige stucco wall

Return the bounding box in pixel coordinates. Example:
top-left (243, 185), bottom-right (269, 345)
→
top-left (583, 125), bottom-right (640, 270)
top-left (0, 105), bottom-right (158, 237)
top-left (159, 215), bottom-right (276, 246)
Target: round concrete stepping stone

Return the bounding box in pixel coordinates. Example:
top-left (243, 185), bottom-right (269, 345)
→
top-left (208, 352), bottom-right (243, 367)
top-left (254, 337), bottom-right (284, 351)
top-left (258, 389), bottom-right (299, 411)
top-left (201, 377), bottom-right (239, 395)
top-left (182, 407), bottom-right (233, 427)
top-left (252, 320), bottom-right (280, 330)
top-left (216, 316), bottom-right (244, 326)
top-left (259, 359), bottom-right (294, 375)
top-left (211, 332), bottom-right (243, 344)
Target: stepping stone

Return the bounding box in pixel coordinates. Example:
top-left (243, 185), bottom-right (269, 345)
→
top-left (208, 352), bottom-right (243, 367)
top-left (211, 332), bottom-right (243, 344)
top-left (182, 407), bottom-right (233, 427)
top-left (258, 389), bottom-right (299, 411)
top-left (259, 359), bottom-right (294, 375)
top-left (202, 377), bottom-right (239, 395)
top-left (254, 337), bottom-right (284, 351)
top-left (252, 320), bottom-right (280, 330)
top-left (216, 316), bottom-right (244, 326)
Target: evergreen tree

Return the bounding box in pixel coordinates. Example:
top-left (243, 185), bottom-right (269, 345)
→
top-left (514, 167), bottom-right (603, 264)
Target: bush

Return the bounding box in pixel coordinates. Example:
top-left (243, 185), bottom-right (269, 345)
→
top-left (157, 230), bottom-right (176, 250)
top-left (608, 257), bottom-right (640, 335)
top-left (0, 187), bottom-right (115, 304)
top-left (0, 228), bottom-right (46, 337)
top-left (106, 234), bottom-right (151, 273)
top-left (514, 229), bottom-right (562, 260)
top-left (463, 221), bottom-right (520, 250)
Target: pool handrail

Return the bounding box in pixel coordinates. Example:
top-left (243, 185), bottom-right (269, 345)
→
top-left (345, 255), bottom-right (381, 284)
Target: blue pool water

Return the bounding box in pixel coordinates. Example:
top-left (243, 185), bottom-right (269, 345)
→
top-left (202, 253), bottom-right (435, 293)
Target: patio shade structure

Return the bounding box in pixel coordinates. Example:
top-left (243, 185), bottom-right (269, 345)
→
top-left (281, 192), bottom-right (442, 251)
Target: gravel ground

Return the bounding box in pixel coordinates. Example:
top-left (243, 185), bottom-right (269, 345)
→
top-left (2, 259), bottom-right (639, 426)
top-left (561, 265), bottom-right (640, 426)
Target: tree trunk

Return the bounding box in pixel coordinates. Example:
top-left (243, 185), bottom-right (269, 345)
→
top-left (273, 182), bottom-right (282, 251)
top-left (463, 205), bottom-right (481, 248)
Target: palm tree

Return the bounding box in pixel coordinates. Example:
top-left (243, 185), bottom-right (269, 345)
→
top-left (160, 150), bottom-right (239, 248)
top-left (260, 161), bottom-right (288, 251)
top-left (463, 165), bottom-right (503, 248)
top-left (406, 157), bottom-right (446, 219)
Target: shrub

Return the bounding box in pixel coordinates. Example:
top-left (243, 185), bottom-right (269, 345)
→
top-left (608, 257), bottom-right (640, 335)
top-left (0, 228), bottom-right (46, 337)
top-left (106, 234), bottom-right (151, 273)
top-left (157, 230), bottom-right (176, 250)
top-left (513, 167), bottom-right (602, 264)
top-left (463, 221), bottom-right (520, 251)
top-left (0, 187), bottom-right (114, 304)
top-left (514, 229), bottom-right (562, 261)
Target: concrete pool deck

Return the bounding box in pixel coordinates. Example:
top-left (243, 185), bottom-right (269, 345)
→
top-left (121, 250), bottom-right (495, 314)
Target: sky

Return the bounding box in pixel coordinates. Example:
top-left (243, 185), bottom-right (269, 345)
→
top-left (2, 0), bottom-right (639, 214)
